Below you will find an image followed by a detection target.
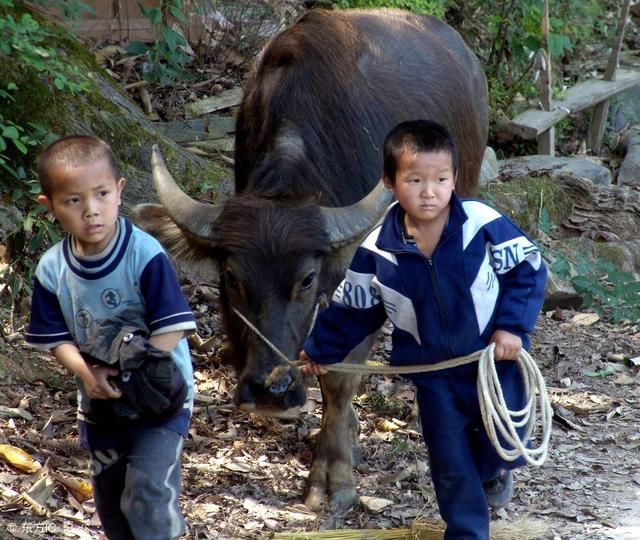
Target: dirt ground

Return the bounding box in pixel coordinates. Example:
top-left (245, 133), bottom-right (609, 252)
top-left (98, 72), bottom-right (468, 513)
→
top-left (1, 292), bottom-right (639, 540)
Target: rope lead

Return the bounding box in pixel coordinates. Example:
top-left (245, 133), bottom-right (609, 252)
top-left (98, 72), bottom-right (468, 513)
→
top-left (231, 306), bottom-right (552, 466)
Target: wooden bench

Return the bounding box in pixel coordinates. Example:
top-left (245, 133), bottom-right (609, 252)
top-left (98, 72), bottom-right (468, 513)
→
top-left (507, 68), bottom-right (640, 143)
top-left (505, 0), bottom-right (639, 156)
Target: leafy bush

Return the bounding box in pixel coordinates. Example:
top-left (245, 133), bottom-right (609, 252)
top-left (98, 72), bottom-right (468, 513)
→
top-left (334, 0), bottom-right (446, 17)
top-left (0, 0), bottom-right (91, 316)
top-left (552, 253), bottom-right (640, 323)
top-left (447, 0), bottom-right (614, 114)
top-left (126, 0), bottom-right (195, 84)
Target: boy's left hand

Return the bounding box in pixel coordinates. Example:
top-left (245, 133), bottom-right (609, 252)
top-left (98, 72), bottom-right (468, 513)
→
top-left (299, 350), bottom-right (328, 376)
top-left (490, 330), bottom-right (522, 361)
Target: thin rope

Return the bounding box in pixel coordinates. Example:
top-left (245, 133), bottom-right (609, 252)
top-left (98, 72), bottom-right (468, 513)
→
top-left (231, 306), bottom-right (552, 466)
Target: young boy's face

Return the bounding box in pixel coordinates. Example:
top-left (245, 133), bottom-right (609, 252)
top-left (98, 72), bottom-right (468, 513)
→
top-left (384, 149), bottom-right (455, 227)
top-left (38, 158), bottom-right (125, 257)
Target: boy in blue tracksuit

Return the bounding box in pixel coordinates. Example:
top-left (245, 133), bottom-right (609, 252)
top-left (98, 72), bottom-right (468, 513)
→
top-left (301, 119), bottom-right (547, 539)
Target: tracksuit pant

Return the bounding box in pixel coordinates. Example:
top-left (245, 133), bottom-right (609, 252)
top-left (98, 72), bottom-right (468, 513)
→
top-left (88, 426), bottom-right (185, 540)
top-left (415, 361), bottom-right (527, 540)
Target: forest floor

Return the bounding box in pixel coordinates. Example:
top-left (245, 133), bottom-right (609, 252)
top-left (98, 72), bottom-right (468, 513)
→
top-left (0, 291), bottom-right (639, 540)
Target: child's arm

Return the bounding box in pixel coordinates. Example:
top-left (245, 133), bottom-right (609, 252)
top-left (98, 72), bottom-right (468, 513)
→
top-left (489, 329), bottom-right (522, 361)
top-left (51, 343), bottom-right (122, 400)
top-left (149, 330), bottom-right (185, 352)
top-left (299, 350), bottom-right (328, 376)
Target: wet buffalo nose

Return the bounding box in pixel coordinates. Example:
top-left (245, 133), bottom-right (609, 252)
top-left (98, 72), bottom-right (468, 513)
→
top-left (268, 372), bottom-right (293, 395)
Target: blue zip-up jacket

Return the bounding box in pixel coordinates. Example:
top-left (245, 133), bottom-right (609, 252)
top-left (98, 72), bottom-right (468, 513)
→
top-left (304, 194), bottom-right (547, 379)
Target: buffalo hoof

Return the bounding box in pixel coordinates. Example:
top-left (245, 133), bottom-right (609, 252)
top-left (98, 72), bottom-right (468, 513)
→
top-left (305, 483), bottom-right (356, 514)
top-left (329, 485), bottom-right (357, 514)
top-left (304, 485), bottom-right (326, 512)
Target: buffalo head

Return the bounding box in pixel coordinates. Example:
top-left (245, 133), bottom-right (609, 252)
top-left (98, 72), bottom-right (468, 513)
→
top-left (134, 146), bottom-right (392, 412)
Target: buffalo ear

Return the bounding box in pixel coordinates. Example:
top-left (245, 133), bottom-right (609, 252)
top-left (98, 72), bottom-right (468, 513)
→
top-left (132, 203), bottom-right (218, 272)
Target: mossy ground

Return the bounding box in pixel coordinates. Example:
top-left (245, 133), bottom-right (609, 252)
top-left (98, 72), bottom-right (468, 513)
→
top-left (479, 175), bottom-right (573, 238)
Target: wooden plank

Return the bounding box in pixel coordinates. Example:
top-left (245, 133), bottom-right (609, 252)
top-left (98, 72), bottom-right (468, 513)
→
top-left (538, 0), bottom-right (555, 156)
top-left (184, 87), bottom-right (244, 119)
top-left (589, 0), bottom-right (632, 153)
top-left (154, 116), bottom-right (236, 143)
top-left (509, 68), bottom-right (640, 139)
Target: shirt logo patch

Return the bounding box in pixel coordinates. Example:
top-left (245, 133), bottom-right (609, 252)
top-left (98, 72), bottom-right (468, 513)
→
top-left (76, 309), bottom-right (92, 329)
top-left (101, 289), bottom-right (121, 309)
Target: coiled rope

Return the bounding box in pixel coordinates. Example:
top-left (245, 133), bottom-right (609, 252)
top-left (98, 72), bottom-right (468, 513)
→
top-left (231, 306), bottom-right (552, 466)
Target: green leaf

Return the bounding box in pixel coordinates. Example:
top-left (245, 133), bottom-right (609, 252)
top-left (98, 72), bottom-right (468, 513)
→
top-left (2, 125), bottom-right (20, 140)
top-left (161, 27), bottom-right (185, 53)
top-left (12, 138), bottom-right (27, 154)
top-left (583, 365), bottom-right (616, 378)
top-left (139, 5), bottom-right (162, 25)
top-left (548, 33), bottom-right (572, 57)
top-left (126, 41), bottom-right (150, 56)
top-left (169, 6), bottom-right (187, 24)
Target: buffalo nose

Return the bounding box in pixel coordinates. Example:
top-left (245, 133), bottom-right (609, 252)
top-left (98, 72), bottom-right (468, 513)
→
top-left (268, 372), bottom-right (293, 396)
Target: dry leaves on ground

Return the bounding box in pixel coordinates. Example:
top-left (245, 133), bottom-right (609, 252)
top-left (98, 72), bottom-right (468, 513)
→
top-left (0, 300), bottom-right (639, 539)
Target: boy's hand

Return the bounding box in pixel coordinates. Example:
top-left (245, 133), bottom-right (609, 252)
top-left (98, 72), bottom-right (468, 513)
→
top-left (299, 350), bottom-right (328, 376)
top-left (83, 365), bottom-right (122, 400)
top-left (490, 330), bottom-right (522, 361)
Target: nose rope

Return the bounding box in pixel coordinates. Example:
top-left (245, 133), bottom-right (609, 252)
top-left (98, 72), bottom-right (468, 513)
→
top-left (230, 305), bottom-right (552, 466)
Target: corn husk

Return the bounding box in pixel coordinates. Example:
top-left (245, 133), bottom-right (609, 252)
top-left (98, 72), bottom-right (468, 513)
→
top-left (0, 444), bottom-right (42, 473)
top-left (53, 474), bottom-right (93, 503)
top-left (272, 517), bottom-right (549, 540)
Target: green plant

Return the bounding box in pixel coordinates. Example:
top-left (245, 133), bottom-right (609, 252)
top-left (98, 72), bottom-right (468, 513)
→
top-left (552, 252), bottom-right (640, 323)
top-left (127, 0), bottom-right (194, 84)
top-left (0, 1), bottom-right (90, 317)
top-left (0, 8), bottom-right (91, 95)
top-left (366, 391), bottom-right (408, 418)
top-left (334, 0), bottom-right (446, 17)
top-left (449, 0), bottom-right (613, 116)
top-left (390, 433), bottom-right (409, 453)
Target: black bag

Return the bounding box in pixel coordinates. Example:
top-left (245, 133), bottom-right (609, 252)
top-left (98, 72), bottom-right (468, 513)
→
top-left (79, 313), bottom-right (187, 424)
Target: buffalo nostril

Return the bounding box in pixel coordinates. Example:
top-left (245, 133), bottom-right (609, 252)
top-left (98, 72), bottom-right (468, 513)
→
top-left (268, 372), bottom-right (293, 395)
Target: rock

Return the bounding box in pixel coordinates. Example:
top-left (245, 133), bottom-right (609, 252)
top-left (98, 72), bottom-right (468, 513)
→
top-left (360, 495), bottom-right (394, 514)
top-left (479, 146), bottom-right (499, 186)
top-left (616, 125), bottom-right (640, 187)
top-left (0, 204), bottom-right (22, 244)
top-left (500, 155), bottom-right (612, 186)
top-left (543, 267), bottom-right (583, 311)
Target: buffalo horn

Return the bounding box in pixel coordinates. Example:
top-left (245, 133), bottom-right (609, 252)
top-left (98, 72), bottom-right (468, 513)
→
top-left (321, 180), bottom-right (393, 248)
top-left (150, 144), bottom-right (221, 240)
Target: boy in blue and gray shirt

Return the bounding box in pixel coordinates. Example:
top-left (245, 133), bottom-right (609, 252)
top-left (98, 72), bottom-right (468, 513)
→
top-left (26, 135), bottom-right (196, 539)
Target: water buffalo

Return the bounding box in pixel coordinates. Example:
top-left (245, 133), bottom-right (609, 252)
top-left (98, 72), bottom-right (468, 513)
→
top-left (133, 8), bottom-right (488, 513)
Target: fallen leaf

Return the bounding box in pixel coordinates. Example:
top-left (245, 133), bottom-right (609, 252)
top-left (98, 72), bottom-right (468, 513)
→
top-left (360, 495), bottom-right (393, 513)
top-left (571, 312), bottom-right (600, 326)
top-left (376, 418), bottom-right (400, 432)
top-left (0, 444), bottom-right (41, 473)
top-left (53, 474), bottom-right (93, 503)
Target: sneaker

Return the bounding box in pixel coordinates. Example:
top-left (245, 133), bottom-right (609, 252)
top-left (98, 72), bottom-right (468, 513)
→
top-left (483, 469), bottom-right (514, 509)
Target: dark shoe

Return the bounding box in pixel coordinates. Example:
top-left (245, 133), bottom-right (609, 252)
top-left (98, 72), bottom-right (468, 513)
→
top-left (483, 469), bottom-right (514, 508)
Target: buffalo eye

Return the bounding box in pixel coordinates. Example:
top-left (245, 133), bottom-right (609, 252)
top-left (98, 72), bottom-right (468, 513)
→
top-left (300, 271), bottom-right (316, 291)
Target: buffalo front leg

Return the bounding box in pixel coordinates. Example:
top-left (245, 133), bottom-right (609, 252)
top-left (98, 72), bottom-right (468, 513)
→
top-left (304, 370), bottom-right (362, 513)
top-left (304, 333), bottom-right (376, 513)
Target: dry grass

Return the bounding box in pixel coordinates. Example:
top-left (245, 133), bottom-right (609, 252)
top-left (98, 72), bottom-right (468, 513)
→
top-left (272, 517), bottom-right (549, 540)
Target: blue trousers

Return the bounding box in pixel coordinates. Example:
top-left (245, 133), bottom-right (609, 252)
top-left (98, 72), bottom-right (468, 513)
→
top-left (88, 427), bottom-right (185, 540)
top-left (415, 362), bottom-right (527, 540)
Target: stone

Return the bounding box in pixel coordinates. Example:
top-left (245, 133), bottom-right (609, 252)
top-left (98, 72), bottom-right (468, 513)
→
top-left (616, 125), bottom-right (640, 187)
top-left (479, 146), bottom-right (499, 186)
top-left (500, 155), bottom-right (612, 186)
top-left (0, 204), bottom-right (22, 244)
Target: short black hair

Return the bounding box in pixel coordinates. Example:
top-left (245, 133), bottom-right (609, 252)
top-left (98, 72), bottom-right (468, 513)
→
top-left (383, 119), bottom-right (458, 184)
top-left (37, 135), bottom-right (121, 198)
